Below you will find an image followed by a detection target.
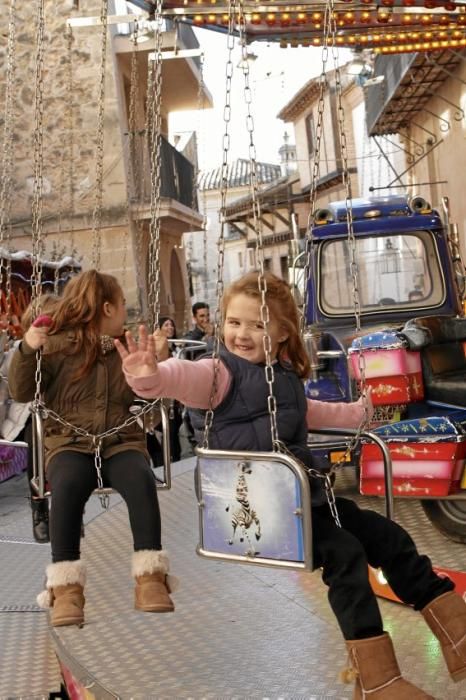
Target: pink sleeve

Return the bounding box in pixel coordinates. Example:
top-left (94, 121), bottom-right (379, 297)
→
top-left (306, 394), bottom-right (374, 430)
top-left (123, 357), bottom-right (231, 410)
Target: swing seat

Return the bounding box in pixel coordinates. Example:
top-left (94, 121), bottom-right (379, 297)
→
top-left (195, 446), bottom-right (313, 571)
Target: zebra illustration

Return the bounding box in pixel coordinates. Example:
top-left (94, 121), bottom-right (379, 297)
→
top-left (226, 462), bottom-right (261, 547)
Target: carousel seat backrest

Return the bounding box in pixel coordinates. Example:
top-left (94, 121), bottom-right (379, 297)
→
top-left (401, 316), bottom-right (466, 406)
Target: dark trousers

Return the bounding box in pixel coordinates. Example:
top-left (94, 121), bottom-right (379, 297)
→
top-left (312, 497), bottom-right (454, 640)
top-left (47, 450), bottom-right (162, 563)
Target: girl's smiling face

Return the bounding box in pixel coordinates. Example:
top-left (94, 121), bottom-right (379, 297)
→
top-left (223, 293), bottom-right (288, 364)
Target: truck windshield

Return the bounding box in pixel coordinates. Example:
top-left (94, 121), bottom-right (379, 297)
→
top-left (319, 231), bottom-right (445, 316)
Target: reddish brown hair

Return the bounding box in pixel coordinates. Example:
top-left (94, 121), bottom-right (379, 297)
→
top-left (222, 271), bottom-right (311, 379)
top-left (50, 270), bottom-right (123, 380)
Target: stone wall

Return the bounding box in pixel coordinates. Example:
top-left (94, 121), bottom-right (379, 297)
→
top-left (0, 0), bottom-right (194, 322)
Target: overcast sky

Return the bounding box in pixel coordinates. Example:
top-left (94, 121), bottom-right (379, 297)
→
top-left (169, 27), bottom-right (351, 171)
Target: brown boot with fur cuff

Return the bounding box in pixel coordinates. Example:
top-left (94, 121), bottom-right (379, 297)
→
top-left (37, 559), bottom-right (86, 627)
top-left (132, 550), bottom-right (176, 613)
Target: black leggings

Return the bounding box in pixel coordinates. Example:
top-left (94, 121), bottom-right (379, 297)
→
top-left (312, 497), bottom-right (454, 640)
top-left (47, 450), bottom-right (162, 563)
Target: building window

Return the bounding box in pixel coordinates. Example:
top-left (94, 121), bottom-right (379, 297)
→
top-left (264, 258), bottom-right (272, 272)
top-left (280, 255), bottom-right (288, 279)
top-left (238, 251), bottom-right (243, 269)
top-left (248, 249), bottom-right (255, 268)
top-left (305, 112), bottom-right (315, 156)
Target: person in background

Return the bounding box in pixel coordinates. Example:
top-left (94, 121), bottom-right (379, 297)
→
top-left (183, 302), bottom-right (213, 343)
top-left (0, 294), bottom-right (59, 543)
top-left (8, 271), bottom-right (176, 627)
top-left (117, 271), bottom-right (466, 699)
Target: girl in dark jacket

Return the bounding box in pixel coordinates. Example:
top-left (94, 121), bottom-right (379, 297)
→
top-left (8, 270), bottom-right (176, 627)
top-left (117, 271), bottom-right (465, 699)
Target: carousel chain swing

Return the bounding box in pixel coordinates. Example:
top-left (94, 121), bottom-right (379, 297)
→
top-left (146, 0), bottom-right (164, 331)
top-left (0, 0), bottom-right (17, 336)
top-left (237, 0), bottom-right (281, 451)
top-left (31, 0), bottom-right (46, 409)
top-left (90, 0), bottom-right (109, 270)
top-left (121, 18), bottom-right (142, 293)
top-left (202, 0), bottom-right (236, 450)
top-left (328, 1), bottom-right (370, 430)
top-left (24, 4), bottom-right (169, 510)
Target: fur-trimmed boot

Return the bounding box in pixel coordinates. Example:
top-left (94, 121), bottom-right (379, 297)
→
top-left (341, 633), bottom-right (434, 699)
top-left (421, 591), bottom-right (466, 682)
top-left (37, 560), bottom-right (86, 627)
top-left (132, 549), bottom-right (176, 613)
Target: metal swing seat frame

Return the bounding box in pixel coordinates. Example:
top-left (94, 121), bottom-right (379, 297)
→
top-left (192, 0), bottom-right (395, 574)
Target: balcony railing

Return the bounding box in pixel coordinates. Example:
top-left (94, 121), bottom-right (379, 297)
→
top-left (125, 132), bottom-right (198, 211)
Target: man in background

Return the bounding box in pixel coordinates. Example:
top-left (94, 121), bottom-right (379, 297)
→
top-left (183, 302), bottom-right (213, 342)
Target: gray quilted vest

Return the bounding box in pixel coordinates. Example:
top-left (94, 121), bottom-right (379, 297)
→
top-left (189, 346), bottom-right (327, 504)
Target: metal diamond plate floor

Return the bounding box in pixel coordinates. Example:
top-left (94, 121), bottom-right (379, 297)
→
top-left (1, 460), bottom-right (465, 699)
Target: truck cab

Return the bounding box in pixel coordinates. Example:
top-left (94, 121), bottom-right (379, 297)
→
top-left (299, 194), bottom-right (466, 542)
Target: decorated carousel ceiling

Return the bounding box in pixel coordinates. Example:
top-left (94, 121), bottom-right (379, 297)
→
top-left (155, 1), bottom-right (466, 53)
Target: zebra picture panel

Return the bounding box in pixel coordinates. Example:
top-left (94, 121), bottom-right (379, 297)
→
top-left (198, 456), bottom-right (306, 563)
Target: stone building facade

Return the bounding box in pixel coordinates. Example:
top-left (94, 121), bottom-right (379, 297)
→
top-left (0, 0), bottom-right (211, 329)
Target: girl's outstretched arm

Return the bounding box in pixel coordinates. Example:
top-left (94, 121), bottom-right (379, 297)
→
top-left (306, 391), bottom-right (374, 430)
top-left (116, 327), bottom-right (231, 409)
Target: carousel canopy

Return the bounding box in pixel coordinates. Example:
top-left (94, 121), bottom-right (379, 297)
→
top-left (128, 1), bottom-right (466, 54)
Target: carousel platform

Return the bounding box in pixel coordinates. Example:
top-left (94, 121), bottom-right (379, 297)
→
top-left (1, 457), bottom-right (465, 700)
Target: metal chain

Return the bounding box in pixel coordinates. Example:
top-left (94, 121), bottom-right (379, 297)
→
top-left (147, 0), bottom-right (163, 331)
top-left (328, 2), bottom-right (369, 436)
top-left (90, 0), bottom-right (109, 270)
top-left (197, 52), bottom-right (209, 298)
top-left (202, 0), bottom-right (236, 450)
top-left (65, 24), bottom-right (76, 258)
top-left (238, 0), bottom-right (281, 451)
top-left (31, 0), bottom-right (46, 406)
top-left (301, 1), bottom-right (332, 335)
top-left (0, 0), bottom-right (17, 337)
top-left (34, 396), bottom-right (161, 445)
top-left (122, 18), bottom-right (142, 293)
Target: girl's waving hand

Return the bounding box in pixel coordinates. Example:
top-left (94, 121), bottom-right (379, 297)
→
top-left (115, 325), bottom-right (158, 377)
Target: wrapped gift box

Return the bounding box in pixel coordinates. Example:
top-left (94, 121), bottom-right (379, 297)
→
top-left (360, 411), bottom-right (466, 497)
top-left (349, 331), bottom-right (424, 405)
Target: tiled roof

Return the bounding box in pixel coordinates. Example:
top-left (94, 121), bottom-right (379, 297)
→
top-left (198, 158), bottom-right (282, 191)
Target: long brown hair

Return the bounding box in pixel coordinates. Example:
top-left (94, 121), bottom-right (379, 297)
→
top-left (222, 271), bottom-right (311, 379)
top-left (50, 270), bottom-right (123, 380)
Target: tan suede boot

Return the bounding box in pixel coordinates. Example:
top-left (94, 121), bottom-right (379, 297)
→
top-left (341, 633), bottom-right (434, 699)
top-left (37, 560), bottom-right (86, 627)
top-left (421, 591), bottom-right (466, 682)
top-left (132, 550), bottom-right (176, 613)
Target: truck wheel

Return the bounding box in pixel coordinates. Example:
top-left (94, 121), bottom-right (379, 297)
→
top-left (421, 499), bottom-right (466, 544)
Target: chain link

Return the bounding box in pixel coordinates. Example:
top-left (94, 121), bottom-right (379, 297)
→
top-left (90, 0), bottom-right (109, 270)
top-left (237, 0), bottom-right (282, 450)
top-left (0, 0), bottom-right (17, 339)
top-left (328, 2), bottom-right (369, 433)
top-left (202, 0), bottom-right (236, 449)
top-left (31, 0), bottom-right (46, 405)
top-left (146, 0), bottom-right (164, 330)
top-left (65, 24), bottom-right (76, 258)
